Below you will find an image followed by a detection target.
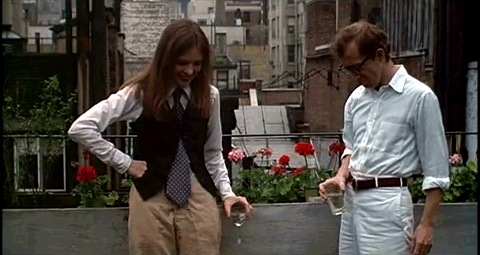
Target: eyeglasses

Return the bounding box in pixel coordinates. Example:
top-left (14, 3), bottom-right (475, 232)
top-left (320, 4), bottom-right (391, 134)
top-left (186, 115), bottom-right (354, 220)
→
top-left (338, 50), bottom-right (377, 75)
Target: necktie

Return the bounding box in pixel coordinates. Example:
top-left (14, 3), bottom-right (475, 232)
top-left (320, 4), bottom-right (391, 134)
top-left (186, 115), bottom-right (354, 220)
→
top-left (165, 88), bottom-right (192, 206)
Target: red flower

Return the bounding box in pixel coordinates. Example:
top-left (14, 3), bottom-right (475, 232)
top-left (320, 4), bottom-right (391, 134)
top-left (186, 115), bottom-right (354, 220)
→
top-left (328, 141), bottom-right (346, 156)
top-left (228, 149), bottom-right (246, 163)
top-left (292, 168), bottom-right (305, 177)
top-left (278, 154), bottom-right (291, 165)
top-left (294, 142), bottom-right (315, 156)
top-left (76, 166), bottom-right (97, 183)
top-left (271, 165), bottom-right (286, 175)
top-left (258, 148), bottom-right (273, 157)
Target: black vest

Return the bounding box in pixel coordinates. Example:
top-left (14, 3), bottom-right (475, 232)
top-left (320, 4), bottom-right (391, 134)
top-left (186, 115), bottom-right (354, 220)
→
top-left (129, 103), bottom-right (218, 201)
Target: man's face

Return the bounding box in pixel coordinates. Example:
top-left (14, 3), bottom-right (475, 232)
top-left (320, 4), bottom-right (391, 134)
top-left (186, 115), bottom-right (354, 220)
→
top-left (340, 42), bottom-right (384, 88)
top-left (175, 47), bottom-right (203, 88)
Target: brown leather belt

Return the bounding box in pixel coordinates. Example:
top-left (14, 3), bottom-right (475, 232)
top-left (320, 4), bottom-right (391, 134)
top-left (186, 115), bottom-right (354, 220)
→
top-left (347, 173), bottom-right (408, 191)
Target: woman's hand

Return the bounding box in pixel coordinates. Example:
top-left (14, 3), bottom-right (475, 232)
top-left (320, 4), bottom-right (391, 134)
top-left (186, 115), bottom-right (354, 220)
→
top-left (224, 196), bottom-right (253, 217)
top-left (128, 160), bottom-right (147, 178)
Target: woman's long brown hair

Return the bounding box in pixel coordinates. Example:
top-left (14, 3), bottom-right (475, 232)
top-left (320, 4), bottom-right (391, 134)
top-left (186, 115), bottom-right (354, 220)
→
top-left (122, 19), bottom-right (212, 120)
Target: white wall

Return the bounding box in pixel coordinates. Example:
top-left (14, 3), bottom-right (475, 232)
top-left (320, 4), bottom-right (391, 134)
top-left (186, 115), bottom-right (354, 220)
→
top-left (200, 26), bottom-right (245, 45)
top-left (188, 0), bottom-right (215, 24)
top-left (28, 26), bottom-right (53, 45)
top-left (3, 0), bottom-right (28, 37)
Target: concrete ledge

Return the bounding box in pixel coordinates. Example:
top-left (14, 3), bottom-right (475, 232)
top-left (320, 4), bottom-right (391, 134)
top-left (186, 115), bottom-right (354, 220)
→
top-left (3, 203), bottom-right (477, 255)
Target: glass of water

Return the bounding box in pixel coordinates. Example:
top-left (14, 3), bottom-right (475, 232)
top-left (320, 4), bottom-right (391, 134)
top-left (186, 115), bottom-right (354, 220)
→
top-left (326, 186), bottom-right (345, 216)
top-left (230, 202), bottom-right (247, 244)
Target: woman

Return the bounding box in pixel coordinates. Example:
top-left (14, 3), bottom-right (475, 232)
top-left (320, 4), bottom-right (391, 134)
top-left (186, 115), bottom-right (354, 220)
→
top-left (68, 19), bottom-right (252, 254)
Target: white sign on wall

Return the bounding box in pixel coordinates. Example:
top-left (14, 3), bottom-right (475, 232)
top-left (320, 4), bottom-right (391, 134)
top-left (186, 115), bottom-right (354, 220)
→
top-left (249, 89), bottom-right (258, 106)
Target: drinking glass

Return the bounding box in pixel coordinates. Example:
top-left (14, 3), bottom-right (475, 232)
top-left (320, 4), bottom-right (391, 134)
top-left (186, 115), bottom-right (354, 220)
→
top-left (230, 202), bottom-right (247, 244)
top-left (326, 185), bottom-right (345, 215)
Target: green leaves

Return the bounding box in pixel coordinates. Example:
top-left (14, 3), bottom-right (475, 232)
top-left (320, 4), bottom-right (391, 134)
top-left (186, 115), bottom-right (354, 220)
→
top-left (72, 175), bottom-right (120, 207)
top-left (233, 168), bottom-right (335, 204)
top-left (103, 190), bottom-right (119, 206)
top-left (3, 75), bottom-right (77, 134)
top-left (409, 160), bottom-right (478, 203)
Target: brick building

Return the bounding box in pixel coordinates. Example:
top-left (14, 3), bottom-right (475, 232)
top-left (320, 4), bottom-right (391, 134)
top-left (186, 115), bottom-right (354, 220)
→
top-left (303, 0), bottom-right (441, 132)
top-left (121, 1), bottom-right (170, 79)
top-left (303, 0), bottom-right (352, 132)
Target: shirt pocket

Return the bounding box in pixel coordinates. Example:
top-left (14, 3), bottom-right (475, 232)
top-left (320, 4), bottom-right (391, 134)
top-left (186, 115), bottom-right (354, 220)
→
top-left (372, 120), bottom-right (408, 156)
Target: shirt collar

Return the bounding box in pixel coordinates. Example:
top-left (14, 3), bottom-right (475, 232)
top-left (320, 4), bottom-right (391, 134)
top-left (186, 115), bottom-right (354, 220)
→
top-left (169, 85), bottom-right (191, 99)
top-left (387, 65), bottom-right (407, 94)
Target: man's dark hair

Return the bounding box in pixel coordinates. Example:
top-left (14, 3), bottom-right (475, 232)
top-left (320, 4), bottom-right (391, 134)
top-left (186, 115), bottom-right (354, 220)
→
top-left (331, 20), bottom-right (391, 61)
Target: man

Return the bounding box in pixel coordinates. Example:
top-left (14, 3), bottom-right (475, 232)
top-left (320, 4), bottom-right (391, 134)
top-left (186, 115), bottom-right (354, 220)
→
top-left (319, 21), bottom-right (450, 255)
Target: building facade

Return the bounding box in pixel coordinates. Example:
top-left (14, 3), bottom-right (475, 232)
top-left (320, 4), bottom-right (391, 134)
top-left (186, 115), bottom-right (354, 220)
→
top-left (268, 0), bottom-right (306, 88)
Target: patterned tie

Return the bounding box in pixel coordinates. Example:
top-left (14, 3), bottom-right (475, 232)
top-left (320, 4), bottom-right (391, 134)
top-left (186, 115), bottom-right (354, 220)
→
top-left (165, 87), bottom-right (192, 206)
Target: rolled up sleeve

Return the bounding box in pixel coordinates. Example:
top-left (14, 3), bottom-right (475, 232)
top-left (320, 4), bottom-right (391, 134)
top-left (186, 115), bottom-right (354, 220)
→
top-left (68, 86), bottom-right (142, 174)
top-left (415, 91), bottom-right (450, 191)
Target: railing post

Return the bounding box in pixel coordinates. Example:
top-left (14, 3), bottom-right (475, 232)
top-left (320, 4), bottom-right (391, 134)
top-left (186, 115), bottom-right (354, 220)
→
top-left (35, 32), bottom-right (41, 53)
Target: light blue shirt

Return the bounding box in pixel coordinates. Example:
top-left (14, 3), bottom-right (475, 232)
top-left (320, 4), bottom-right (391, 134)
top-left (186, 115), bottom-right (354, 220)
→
top-left (342, 65), bottom-right (450, 191)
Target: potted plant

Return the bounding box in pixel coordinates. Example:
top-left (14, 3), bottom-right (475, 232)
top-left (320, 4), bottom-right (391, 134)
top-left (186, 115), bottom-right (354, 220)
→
top-left (230, 143), bottom-right (335, 203)
top-left (71, 150), bottom-right (119, 207)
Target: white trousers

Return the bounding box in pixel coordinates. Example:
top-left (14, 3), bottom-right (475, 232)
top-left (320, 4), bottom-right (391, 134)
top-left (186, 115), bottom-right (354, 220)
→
top-left (339, 184), bottom-right (414, 255)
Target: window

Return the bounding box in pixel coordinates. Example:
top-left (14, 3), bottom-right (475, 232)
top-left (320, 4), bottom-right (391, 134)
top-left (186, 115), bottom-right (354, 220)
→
top-left (287, 45), bottom-right (295, 63)
top-left (272, 19), bottom-right (276, 38)
top-left (197, 19), bottom-right (207, 25)
top-left (208, 7), bottom-right (214, 14)
top-left (277, 47), bottom-right (280, 66)
top-left (242, 12), bottom-right (251, 23)
top-left (287, 0), bottom-right (294, 4)
top-left (271, 46), bottom-right (276, 67)
top-left (298, 43), bottom-right (303, 65)
top-left (276, 18), bottom-right (279, 39)
top-left (240, 61), bottom-right (251, 79)
top-left (287, 16), bottom-right (295, 34)
top-left (272, 0), bottom-right (276, 11)
top-left (217, 70), bottom-right (228, 89)
top-left (215, 33), bottom-right (226, 55)
top-left (287, 75), bottom-right (296, 88)
top-left (14, 137), bottom-right (67, 192)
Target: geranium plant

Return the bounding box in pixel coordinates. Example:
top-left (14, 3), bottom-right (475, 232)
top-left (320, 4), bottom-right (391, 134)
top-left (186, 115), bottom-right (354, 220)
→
top-left (256, 147), bottom-right (273, 168)
top-left (232, 143), bottom-right (334, 203)
top-left (409, 155), bottom-right (477, 203)
top-left (327, 140), bottom-right (346, 170)
top-left (72, 150), bottom-right (119, 207)
top-left (294, 142), bottom-right (315, 169)
top-left (228, 148), bottom-right (246, 163)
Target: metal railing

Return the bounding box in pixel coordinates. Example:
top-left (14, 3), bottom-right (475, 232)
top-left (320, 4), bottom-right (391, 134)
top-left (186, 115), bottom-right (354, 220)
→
top-left (3, 131), bottom-right (477, 191)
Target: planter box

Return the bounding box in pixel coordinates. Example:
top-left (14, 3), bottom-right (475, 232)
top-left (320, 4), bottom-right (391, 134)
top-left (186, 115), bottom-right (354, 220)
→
top-left (2, 203), bottom-right (477, 255)
top-left (304, 187), bottom-right (322, 203)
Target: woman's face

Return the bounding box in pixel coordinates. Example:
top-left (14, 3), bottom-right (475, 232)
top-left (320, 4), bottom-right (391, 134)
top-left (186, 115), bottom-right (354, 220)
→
top-left (175, 46), bottom-right (203, 87)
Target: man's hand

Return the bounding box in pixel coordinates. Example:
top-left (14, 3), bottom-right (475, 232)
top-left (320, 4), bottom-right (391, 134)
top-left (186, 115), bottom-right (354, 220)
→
top-left (318, 175), bottom-right (347, 202)
top-left (411, 223), bottom-right (433, 255)
top-left (128, 160), bottom-right (147, 178)
top-left (223, 196), bottom-right (253, 217)
top-left (411, 188), bottom-right (442, 255)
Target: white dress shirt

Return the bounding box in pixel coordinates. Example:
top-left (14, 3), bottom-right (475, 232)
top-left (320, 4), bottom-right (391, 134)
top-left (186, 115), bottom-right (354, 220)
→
top-left (341, 65), bottom-right (450, 191)
top-left (68, 85), bottom-right (236, 201)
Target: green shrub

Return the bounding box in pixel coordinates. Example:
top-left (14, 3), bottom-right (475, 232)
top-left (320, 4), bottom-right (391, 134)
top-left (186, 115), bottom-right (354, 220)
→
top-left (409, 160), bottom-right (477, 203)
top-left (233, 168), bottom-right (334, 204)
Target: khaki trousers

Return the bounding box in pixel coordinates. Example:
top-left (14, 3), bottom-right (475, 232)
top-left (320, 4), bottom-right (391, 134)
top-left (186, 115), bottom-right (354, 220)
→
top-left (128, 174), bottom-right (221, 255)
